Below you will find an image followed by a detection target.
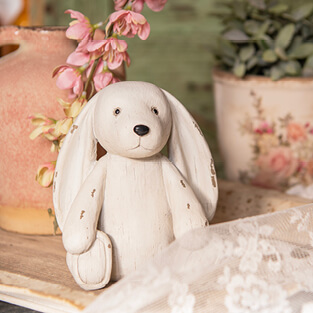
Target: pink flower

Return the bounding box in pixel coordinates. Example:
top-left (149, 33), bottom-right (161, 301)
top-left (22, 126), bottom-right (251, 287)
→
top-left (87, 38), bottom-right (130, 70)
top-left (252, 147), bottom-right (298, 189)
top-left (287, 123), bottom-right (307, 141)
top-left (145, 0), bottom-right (167, 12)
top-left (53, 65), bottom-right (83, 96)
top-left (114, 0), bottom-right (128, 11)
top-left (254, 121), bottom-right (273, 134)
top-left (86, 59), bottom-right (117, 91)
top-left (65, 10), bottom-right (93, 42)
top-left (106, 10), bottom-right (150, 40)
top-left (114, 0), bottom-right (167, 12)
top-left (94, 72), bottom-right (120, 91)
top-left (66, 50), bottom-right (90, 66)
top-left (132, 0), bottom-right (145, 12)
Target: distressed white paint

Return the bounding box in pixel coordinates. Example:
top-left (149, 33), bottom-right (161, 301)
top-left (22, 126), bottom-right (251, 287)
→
top-left (53, 81), bottom-right (218, 290)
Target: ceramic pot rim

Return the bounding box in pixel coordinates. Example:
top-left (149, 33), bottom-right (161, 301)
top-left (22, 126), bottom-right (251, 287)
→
top-left (0, 25), bottom-right (67, 32)
top-left (212, 68), bottom-right (313, 87)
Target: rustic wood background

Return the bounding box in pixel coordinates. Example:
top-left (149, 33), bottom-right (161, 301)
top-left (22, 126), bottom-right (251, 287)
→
top-left (40, 0), bottom-right (224, 172)
top-left (26, 0), bottom-right (308, 175)
top-left (7, 0), bottom-right (307, 176)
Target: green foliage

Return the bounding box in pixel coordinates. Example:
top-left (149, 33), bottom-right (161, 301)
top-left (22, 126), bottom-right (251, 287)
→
top-left (214, 0), bottom-right (313, 80)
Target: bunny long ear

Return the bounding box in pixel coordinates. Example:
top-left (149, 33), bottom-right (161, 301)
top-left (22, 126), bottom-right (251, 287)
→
top-left (162, 89), bottom-right (218, 221)
top-left (53, 93), bottom-right (101, 231)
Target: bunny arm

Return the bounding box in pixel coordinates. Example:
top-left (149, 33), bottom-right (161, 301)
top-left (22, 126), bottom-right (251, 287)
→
top-left (162, 159), bottom-right (209, 239)
top-left (62, 156), bottom-right (107, 255)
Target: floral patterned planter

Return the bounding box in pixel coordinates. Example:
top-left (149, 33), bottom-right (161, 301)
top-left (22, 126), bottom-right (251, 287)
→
top-left (213, 69), bottom-right (313, 191)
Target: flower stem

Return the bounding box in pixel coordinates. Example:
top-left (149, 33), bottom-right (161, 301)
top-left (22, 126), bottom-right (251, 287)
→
top-left (84, 58), bottom-right (100, 99)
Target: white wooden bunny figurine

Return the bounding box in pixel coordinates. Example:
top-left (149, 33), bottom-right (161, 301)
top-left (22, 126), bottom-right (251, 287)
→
top-left (53, 81), bottom-right (218, 290)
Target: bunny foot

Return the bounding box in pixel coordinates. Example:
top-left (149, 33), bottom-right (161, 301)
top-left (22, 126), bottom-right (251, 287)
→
top-left (66, 231), bottom-right (112, 290)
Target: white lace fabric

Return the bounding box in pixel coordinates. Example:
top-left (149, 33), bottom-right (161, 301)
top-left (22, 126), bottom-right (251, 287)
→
top-left (84, 204), bottom-right (313, 313)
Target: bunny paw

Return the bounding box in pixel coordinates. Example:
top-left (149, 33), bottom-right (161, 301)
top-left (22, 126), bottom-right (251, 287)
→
top-left (66, 231), bottom-right (112, 290)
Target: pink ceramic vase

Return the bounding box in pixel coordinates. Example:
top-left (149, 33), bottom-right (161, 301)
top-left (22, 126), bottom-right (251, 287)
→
top-left (0, 26), bottom-right (74, 234)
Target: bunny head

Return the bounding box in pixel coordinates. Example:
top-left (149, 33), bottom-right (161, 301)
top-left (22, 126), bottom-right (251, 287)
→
top-left (54, 81), bottom-right (218, 231)
top-left (93, 81), bottom-right (172, 159)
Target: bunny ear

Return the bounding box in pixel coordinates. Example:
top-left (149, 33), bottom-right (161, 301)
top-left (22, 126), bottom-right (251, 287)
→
top-left (162, 89), bottom-right (218, 221)
top-left (53, 93), bottom-right (101, 230)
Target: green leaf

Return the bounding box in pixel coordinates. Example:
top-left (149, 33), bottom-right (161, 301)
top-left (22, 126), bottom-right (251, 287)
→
top-left (233, 63), bottom-right (246, 78)
top-left (234, 2), bottom-right (247, 20)
top-left (262, 49), bottom-right (278, 62)
top-left (244, 20), bottom-right (261, 35)
top-left (220, 40), bottom-right (237, 59)
top-left (274, 47), bottom-right (288, 61)
top-left (301, 25), bottom-right (313, 41)
top-left (291, 3), bottom-right (313, 21)
top-left (248, 0), bottom-right (266, 10)
top-left (270, 65), bottom-right (285, 81)
top-left (239, 45), bottom-right (255, 62)
top-left (268, 21), bottom-right (281, 34)
top-left (256, 34), bottom-right (274, 50)
top-left (284, 60), bottom-right (301, 75)
top-left (287, 36), bottom-right (303, 54)
top-left (275, 23), bottom-right (295, 49)
top-left (289, 43), bottom-right (313, 59)
top-left (246, 56), bottom-right (259, 70)
top-left (268, 4), bottom-right (289, 14)
top-left (222, 56), bottom-right (235, 67)
top-left (226, 20), bottom-right (245, 32)
top-left (223, 29), bottom-right (250, 42)
top-left (252, 21), bottom-right (272, 41)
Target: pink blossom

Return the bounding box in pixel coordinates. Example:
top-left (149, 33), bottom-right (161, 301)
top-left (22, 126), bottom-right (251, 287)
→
top-left (66, 50), bottom-right (90, 66)
top-left (65, 10), bottom-right (93, 41)
top-left (252, 146), bottom-right (298, 189)
top-left (254, 121), bottom-right (273, 135)
top-left (53, 65), bottom-right (83, 96)
top-left (87, 38), bottom-right (130, 70)
top-left (94, 72), bottom-right (120, 91)
top-left (145, 0), bottom-right (167, 12)
top-left (114, 0), bottom-right (167, 12)
top-left (132, 0), bottom-right (145, 12)
top-left (106, 10), bottom-right (150, 40)
top-left (114, 0), bottom-right (128, 11)
top-left (287, 123), bottom-right (307, 141)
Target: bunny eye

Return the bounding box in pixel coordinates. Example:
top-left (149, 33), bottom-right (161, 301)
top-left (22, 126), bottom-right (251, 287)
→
top-left (114, 108), bottom-right (121, 116)
top-left (151, 107), bottom-right (159, 115)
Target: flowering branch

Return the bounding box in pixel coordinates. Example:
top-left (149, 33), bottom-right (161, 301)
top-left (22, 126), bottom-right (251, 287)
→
top-left (29, 0), bottom-right (167, 187)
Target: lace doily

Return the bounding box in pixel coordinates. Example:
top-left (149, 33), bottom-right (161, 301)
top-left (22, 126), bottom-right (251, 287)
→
top-left (84, 204), bottom-right (313, 313)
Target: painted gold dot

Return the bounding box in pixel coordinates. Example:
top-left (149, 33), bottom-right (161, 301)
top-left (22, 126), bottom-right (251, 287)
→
top-left (211, 176), bottom-right (217, 188)
top-left (70, 125), bottom-right (78, 134)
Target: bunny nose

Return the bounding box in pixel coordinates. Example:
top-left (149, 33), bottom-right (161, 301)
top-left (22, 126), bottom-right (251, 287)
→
top-left (134, 125), bottom-right (150, 136)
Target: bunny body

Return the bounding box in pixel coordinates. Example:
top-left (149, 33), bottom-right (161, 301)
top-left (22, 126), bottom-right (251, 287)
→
top-left (53, 81), bottom-right (218, 290)
top-left (101, 153), bottom-right (172, 280)
top-left (99, 153), bottom-right (209, 280)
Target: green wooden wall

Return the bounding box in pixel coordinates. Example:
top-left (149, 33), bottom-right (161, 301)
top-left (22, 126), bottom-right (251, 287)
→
top-left (43, 0), bottom-right (224, 172)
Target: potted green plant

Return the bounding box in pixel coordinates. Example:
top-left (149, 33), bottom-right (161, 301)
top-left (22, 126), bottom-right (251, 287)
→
top-left (212, 0), bottom-right (313, 194)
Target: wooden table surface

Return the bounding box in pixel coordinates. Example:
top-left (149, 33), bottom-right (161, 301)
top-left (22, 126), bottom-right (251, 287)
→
top-left (0, 180), bottom-right (310, 313)
top-left (0, 228), bottom-right (103, 313)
